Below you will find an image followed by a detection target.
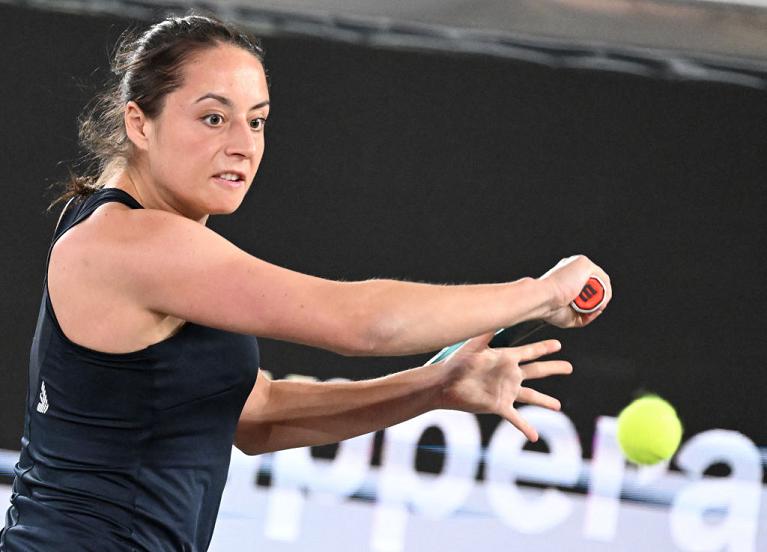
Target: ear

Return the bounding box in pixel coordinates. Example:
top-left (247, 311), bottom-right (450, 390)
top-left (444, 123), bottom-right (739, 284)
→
top-left (124, 101), bottom-right (152, 152)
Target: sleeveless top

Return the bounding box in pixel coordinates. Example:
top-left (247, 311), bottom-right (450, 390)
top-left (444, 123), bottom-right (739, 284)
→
top-left (0, 189), bottom-right (260, 551)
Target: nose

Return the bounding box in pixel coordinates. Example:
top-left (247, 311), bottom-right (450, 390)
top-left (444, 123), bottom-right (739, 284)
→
top-left (225, 117), bottom-right (259, 158)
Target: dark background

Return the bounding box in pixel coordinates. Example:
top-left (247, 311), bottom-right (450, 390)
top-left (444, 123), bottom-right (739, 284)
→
top-left (1, 4), bottom-right (765, 463)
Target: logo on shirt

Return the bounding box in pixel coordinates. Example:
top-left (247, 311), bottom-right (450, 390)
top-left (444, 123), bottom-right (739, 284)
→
top-left (36, 381), bottom-right (49, 414)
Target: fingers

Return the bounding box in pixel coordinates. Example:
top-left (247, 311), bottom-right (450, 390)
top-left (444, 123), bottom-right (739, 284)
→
top-left (508, 339), bottom-right (561, 363)
top-left (580, 256), bottom-right (611, 312)
top-left (570, 255), bottom-right (611, 315)
top-left (501, 389), bottom-right (563, 442)
top-left (500, 390), bottom-right (563, 442)
top-left (520, 360), bottom-right (573, 379)
top-left (590, 265), bottom-right (612, 312)
top-left (502, 406), bottom-right (539, 442)
top-left (542, 254), bottom-right (613, 316)
top-left (517, 387), bottom-right (561, 411)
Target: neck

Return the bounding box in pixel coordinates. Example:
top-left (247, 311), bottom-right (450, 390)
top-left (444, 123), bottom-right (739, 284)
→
top-left (101, 159), bottom-right (209, 225)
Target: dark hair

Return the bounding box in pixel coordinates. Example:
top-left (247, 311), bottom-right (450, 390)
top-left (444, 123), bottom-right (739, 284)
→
top-left (52, 13), bottom-right (265, 208)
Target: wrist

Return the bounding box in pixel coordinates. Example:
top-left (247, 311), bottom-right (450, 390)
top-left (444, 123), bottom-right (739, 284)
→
top-left (515, 276), bottom-right (557, 320)
top-left (422, 360), bottom-right (453, 411)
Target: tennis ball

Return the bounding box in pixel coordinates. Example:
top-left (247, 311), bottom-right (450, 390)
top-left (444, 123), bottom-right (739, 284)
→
top-left (616, 395), bottom-right (683, 465)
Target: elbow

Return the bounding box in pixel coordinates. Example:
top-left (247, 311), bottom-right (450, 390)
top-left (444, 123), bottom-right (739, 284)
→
top-left (336, 311), bottom-right (402, 357)
top-left (234, 428), bottom-right (271, 456)
top-left (235, 442), bottom-right (260, 456)
top-left (326, 279), bottom-right (405, 357)
top-left (234, 433), bottom-right (259, 455)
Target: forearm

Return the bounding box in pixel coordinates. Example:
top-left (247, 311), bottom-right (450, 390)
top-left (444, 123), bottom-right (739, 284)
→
top-left (235, 366), bottom-right (445, 455)
top-left (347, 276), bottom-right (553, 356)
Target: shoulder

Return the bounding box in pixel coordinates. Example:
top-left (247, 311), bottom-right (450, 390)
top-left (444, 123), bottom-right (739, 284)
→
top-left (55, 200), bottom-right (226, 261)
top-left (49, 192), bottom-right (364, 349)
top-left (47, 201), bottom-right (214, 351)
top-left (50, 201), bottom-right (239, 303)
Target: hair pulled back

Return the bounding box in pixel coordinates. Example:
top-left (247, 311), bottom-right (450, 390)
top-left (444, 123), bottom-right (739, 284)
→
top-left (55, 13), bottom-right (265, 207)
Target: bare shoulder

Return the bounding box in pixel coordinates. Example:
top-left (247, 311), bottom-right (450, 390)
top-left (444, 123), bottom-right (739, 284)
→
top-left (48, 201), bottom-right (208, 352)
top-left (54, 201), bottom-right (231, 271)
top-left (50, 201), bottom-right (244, 312)
top-left (49, 198), bottom-right (359, 353)
top-left (52, 202), bottom-right (204, 278)
top-left (59, 200), bottom-right (210, 246)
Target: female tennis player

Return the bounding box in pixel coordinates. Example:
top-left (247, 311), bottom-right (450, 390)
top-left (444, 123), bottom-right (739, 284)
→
top-left (0, 14), bottom-right (611, 552)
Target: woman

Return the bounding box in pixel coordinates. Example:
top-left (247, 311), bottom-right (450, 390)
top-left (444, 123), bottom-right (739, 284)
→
top-left (0, 13), bottom-right (611, 552)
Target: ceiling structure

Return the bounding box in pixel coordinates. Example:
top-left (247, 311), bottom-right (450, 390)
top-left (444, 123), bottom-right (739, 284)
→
top-left (4, 0), bottom-right (767, 87)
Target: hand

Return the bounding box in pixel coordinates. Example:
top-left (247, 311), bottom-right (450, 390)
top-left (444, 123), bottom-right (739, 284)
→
top-left (437, 332), bottom-right (572, 442)
top-left (538, 254), bottom-right (612, 328)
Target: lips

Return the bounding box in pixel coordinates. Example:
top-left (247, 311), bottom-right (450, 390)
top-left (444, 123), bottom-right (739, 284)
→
top-left (213, 170), bottom-right (247, 182)
top-left (212, 170), bottom-right (248, 190)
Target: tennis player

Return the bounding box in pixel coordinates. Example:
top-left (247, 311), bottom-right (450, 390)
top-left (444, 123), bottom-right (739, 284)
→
top-left (0, 14), bottom-right (611, 552)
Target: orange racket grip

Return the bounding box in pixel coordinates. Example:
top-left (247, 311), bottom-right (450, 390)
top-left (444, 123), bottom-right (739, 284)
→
top-left (571, 276), bottom-right (606, 314)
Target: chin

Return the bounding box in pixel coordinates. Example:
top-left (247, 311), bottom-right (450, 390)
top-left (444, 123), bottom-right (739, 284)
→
top-left (207, 195), bottom-right (247, 216)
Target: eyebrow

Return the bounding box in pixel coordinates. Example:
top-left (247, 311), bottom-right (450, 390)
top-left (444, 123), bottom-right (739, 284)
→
top-left (194, 93), bottom-right (270, 111)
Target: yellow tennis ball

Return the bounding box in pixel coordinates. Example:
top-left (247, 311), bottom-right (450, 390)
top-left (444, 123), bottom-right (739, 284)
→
top-left (616, 395), bottom-right (683, 465)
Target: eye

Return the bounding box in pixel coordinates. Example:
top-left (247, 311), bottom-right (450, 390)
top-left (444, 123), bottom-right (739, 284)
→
top-left (250, 117), bottom-right (267, 131)
top-left (203, 113), bottom-right (224, 126)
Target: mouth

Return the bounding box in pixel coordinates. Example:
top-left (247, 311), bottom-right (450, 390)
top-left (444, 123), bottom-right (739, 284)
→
top-left (212, 171), bottom-right (247, 189)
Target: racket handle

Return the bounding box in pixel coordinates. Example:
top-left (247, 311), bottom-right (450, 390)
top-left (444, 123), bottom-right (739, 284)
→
top-left (425, 319), bottom-right (547, 366)
top-left (570, 276), bottom-right (606, 314)
top-left (425, 276), bottom-right (605, 365)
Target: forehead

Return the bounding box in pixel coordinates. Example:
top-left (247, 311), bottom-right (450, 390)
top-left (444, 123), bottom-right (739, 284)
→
top-left (176, 44), bottom-right (268, 103)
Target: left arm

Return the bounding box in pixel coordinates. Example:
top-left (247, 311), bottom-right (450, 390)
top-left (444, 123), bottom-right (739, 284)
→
top-left (234, 334), bottom-right (571, 455)
top-left (234, 365), bottom-right (443, 456)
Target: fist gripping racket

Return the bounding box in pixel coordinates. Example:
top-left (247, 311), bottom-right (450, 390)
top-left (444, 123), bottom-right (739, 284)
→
top-left (426, 277), bottom-right (605, 365)
top-left (570, 276), bottom-right (606, 314)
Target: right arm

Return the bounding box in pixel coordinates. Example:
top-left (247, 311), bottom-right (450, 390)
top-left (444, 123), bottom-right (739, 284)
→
top-left (89, 207), bottom-right (610, 356)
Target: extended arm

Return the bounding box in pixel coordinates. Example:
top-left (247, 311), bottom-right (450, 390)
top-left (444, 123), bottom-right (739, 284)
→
top-left (78, 207), bottom-right (610, 356)
top-left (235, 334), bottom-right (572, 455)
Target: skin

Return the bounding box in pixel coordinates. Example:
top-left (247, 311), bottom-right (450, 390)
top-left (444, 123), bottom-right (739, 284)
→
top-left (47, 43), bottom-right (612, 446)
top-left (120, 44), bottom-right (270, 222)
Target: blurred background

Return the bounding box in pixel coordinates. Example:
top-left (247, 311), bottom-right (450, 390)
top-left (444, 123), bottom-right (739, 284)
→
top-left (0, 0), bottom-right (765, 550)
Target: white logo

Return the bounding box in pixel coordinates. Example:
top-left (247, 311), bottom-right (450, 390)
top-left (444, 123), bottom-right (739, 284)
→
top-left (36, 381), bottom-right (49, 414)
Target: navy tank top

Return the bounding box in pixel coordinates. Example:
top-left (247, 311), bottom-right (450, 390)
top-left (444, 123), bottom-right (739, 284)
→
top-left (0, 188), bottom-right (260, 551)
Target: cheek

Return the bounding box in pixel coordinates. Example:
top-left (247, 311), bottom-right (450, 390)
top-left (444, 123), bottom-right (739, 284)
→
top-left (167, 126), bottom-right (207, 157)
top-left (155, 130), bottom-right (212, 177)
